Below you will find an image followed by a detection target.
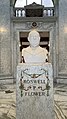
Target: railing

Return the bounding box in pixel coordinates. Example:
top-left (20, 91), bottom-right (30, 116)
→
top-left (13, 7), bottom-right (55, 17)
top-left (43, 7), bottom-right (55, 16)
top-left (14, 7), bottom-right (25, 17)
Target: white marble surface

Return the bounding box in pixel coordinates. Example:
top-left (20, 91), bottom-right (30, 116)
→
top-left (16, 63), bottom-right (54, 119)
top-left (22, 30), bottom-right (48, 63)
top-left (0, 0), bottom-right (11, 76)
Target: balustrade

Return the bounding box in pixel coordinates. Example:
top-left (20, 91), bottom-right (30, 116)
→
top-left (13, 7), bottom-right (55, 17)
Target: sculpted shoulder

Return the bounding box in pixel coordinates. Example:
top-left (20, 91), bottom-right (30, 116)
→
top-left (38, 46), bottom-right (48, 54)
top-left (22, 46), bottom-right (32, 56)
top-left (22, 46), bottom-right (30, 52)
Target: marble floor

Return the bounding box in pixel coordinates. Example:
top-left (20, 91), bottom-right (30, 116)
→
top-left (0, 83), bottom-right (67, 119)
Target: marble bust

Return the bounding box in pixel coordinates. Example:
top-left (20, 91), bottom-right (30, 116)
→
top-left (22, 30), bottom-right (48, 63)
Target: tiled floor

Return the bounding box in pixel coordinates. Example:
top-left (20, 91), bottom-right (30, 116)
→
top-left (54, 84), bottom-right (67, 119)
top-left (0, 83), bottom-right (67, 119)
top-left (0, 84), bottom-right (16, 119)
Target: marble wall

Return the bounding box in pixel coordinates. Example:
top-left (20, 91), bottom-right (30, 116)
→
top-left (0, 0), bottom-right (12, 79)
top-left (57, 0), bottom-right (67, 83)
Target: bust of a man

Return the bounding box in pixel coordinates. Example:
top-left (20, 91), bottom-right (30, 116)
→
top-left (22, 30), bottom-right (48, 63)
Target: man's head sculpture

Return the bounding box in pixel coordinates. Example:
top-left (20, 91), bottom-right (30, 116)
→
top-left (22, 30), bottom-right (48, 63)
top-left (28, 30), bottom-right (40, 47)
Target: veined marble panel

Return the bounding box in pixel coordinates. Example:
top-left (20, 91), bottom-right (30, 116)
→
top-left (16, 63), bottom-right (54, 119)
top-left (0, 0), bottom-right (12, 76)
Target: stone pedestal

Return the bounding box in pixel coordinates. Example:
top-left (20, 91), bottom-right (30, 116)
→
top-left (16, 63), bottom-right (54, 119)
